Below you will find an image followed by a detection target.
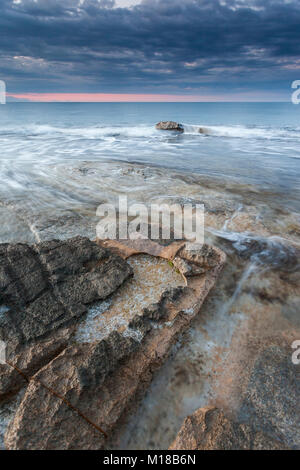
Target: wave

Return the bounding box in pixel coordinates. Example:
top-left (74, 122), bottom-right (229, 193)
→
top-left (182, 123), bottom-right (300, 140)
top-left (1, 122), bottom-right (300, 142)
top-left (0, 124), bottom-right (157, 140)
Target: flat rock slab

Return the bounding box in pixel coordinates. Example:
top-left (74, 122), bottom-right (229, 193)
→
top-left (170, 407), bottom-right (288, 450)
top-left (0, 236), bottom-right (132, 398)
top-left (3, 240), bottom-right (226, 449)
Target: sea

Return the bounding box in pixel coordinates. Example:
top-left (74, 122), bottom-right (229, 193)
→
top-left (0, 102), bottom-right (299, 449)
top-left (0, 102), bottom-right (300, 206)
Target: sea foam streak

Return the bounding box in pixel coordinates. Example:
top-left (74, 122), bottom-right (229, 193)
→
top-left (182, 123), bottom-right (300, 139)
top-left (0, 103), bottom-right (299, 210)
top-left (0, 124), bottom-right (156, 139)
top-left (0, 122), bottom-right (299, 141)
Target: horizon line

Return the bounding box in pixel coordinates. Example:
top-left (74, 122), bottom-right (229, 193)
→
top-left (7, 92), bottom-right (288, 103)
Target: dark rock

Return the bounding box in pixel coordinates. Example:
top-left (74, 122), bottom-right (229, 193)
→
top-left (170, 407), bottom-right (288, 450)
top-left (155, 121), bottom-right (184, 132)
top-left (0, 236), bottom-right (132, 345)
top-left (77, 331), bottom-right (138, 390)
top-left (128, 286), bottom-right (188, 336)
top-left (0, 236), bottom-right (132, 398)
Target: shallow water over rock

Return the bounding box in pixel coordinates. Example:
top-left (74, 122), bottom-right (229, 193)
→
top-left (0, 160), bottom-right (299, 450)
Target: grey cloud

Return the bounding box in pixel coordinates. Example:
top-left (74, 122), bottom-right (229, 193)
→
top-left (0, 0), bottom-right (299, 95)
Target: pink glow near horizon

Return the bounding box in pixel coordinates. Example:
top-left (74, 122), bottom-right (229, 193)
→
top-left (7, 92), bottom-right (286, 102)
top-left (8, 92), bottom-right (218, 102)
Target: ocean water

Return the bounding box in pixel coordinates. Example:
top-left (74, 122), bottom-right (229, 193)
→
top-left (0, 102), bottom-right (299, 244)
top-left (0, 103), bottom-right (299, 449)
top-left (0, 102), bottom-right (299, 198)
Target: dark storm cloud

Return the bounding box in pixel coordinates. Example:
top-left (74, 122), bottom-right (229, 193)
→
top-left (1, 0), bottom-right (300, 96)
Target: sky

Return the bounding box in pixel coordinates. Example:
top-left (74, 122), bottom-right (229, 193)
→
top-left (1, 0), bottom-right (300, 101)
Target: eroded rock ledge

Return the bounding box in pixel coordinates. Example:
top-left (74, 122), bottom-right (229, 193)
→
top-left (0, 237), bottom-right (225, 449)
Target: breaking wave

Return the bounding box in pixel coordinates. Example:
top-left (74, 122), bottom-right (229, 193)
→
top-left (182, 123), bottom-right (300, 140)
top-left (0, 123), bottom-right (157, 139)
top-left (0, 109), bottom-right (299, 206)
top-left (1, 122), bottom-right (300, 145)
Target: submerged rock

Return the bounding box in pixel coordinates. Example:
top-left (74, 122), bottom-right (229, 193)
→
top-left (170, 343), bottom-right (299, 451)
top-left (198, 127), bottom-right (209, 134)
top-left (238, 345), bottom-right (300, 448)
top-left (170, 407), bottom-right (288, 450)
top-left (155, 121), bottom-right (184, 132)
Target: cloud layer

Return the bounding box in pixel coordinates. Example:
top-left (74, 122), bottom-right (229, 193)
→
top-left (1, 0), bottom-right (300, 99)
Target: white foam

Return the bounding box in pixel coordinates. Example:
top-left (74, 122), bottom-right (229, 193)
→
top-left (0, 124), bottom-right (156, 140)
top-left (4, 121), bottom-right (297, 144)
top-left (182, 123), bottom-right (300, 140)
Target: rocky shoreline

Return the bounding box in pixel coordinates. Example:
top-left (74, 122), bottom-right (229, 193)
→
top-left (0, 160), bottom-right (299, 450)
top-left (1, 236), bottom-right (227, 449)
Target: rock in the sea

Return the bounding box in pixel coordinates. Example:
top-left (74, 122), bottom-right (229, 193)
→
top-left (198, 127), bottom-right (208, 134)
top-left (170, 407), bottom-right (288, 450)
top-left (0, 236), bottom-right (132, 398)
top-left (155, 121), bottom-right (184, 132)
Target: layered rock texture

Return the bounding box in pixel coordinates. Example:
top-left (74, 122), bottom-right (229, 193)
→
top-left (0, 236), bottom-right (225, 449)
top-left (0, 237), bottom-right (132, 400)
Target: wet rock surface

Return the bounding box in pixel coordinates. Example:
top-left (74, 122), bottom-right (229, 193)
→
top-left (170, 344), bottom-right (299, 450)
top-left (156, 121), bottom-right (184, 132)
top-left (99, 163), bottom-right (299, 451)
top-left (170, 407), bottom-right (288, 450)
top-left (1, 239), bottom-right (225, 449)
top-left (173, 245), bottom-right (221, 277)
top-left (0, 161), bottom-right (299, 451)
